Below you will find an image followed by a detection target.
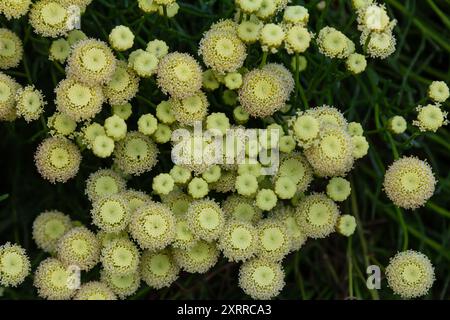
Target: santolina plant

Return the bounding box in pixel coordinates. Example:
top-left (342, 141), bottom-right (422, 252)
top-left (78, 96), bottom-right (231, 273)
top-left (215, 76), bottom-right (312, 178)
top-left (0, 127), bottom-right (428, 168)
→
top-left (0, 0), bottom-right (448, 300)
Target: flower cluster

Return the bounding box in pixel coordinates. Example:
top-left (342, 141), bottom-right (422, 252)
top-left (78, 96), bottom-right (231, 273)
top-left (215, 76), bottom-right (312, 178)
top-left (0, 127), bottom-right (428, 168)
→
top-left (0, 0), bottom-right (445, 301)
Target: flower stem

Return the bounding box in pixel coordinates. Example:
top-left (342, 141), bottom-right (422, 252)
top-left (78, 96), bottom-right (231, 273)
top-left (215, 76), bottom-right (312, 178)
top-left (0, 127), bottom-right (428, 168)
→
top-left (395, 206), bottom-right (409, 251)
top-left (163, 5), bottom-right (170, 28)
top-left (260, 51), bottom-right (268, 68)
top-left (295, 53), bottom-right (309, 110)
top-left (347, 237), bottom-right (354, 298)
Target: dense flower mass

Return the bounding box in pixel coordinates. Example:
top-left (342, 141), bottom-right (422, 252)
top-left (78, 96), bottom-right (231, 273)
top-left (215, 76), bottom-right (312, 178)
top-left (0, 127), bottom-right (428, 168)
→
top-left (0, 0), bottom-right (447, 302)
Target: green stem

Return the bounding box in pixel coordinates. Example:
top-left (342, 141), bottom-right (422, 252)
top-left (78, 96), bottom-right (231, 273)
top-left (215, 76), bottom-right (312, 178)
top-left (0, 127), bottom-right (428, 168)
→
top-left (295, 53), bottom-right (309, 110)
top-left (426, 0), bottom-right (450, 30)
top-left (386, 132), bottom-right (400, 160)
top-left (260, 51), bottom-right (268, 68)
top-left (163, 5), bottom-right (170, 28)
top-left (395, 207), bottom-right (409, 251)
top-left (426, 133), bottom-right (450, 150)
top-left (385, 208), bottom-right (450, 261)
top-left (350, 179), bottom-right (379, 300)
top-left (347, 237), bottom-right (354, 298)
top-left (426, 202), bottom-right (450, 219)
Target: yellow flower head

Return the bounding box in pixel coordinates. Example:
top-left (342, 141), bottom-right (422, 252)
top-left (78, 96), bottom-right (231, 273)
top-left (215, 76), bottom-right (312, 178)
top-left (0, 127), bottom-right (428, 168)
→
top-left (357, 4), bottom-right (390, 32)
top-left (129, 201), bottom-right (175, 251)
top-left (146, 39), bottom-right (169, 59)
top-left (284, 25), bottom-right (312, 54)
top-left (386, 250), bottom-right (435, 299)
top-left (348, 122), bottom-right (364, 137)
top-left (222, 194), bottom-right (263, 224)
top-left (199, 29), bottom-right (247, 74)
top-left (32, 210), bottom-right (73, 253)
top-left (109, 25), bottom-right (134, 51)
top-left (186, 199), bottom-right (225, 242)
top-left (238, 257), bottom-right (285, 300)
top-left (0, 243), bottom-right (30, 287)
top-left (413, 104), bottom-right (448, 132)
top-left (140, 249), bottom-right (180, 289)
top-left (383, 156), bottom-right (436, 210)
top-left (428, 81), bottom-right (449, 103)
top-left (0, 0), bottom-right (31, 20)
top-left (34, 136), bottom-right (82, 183)
top-left (0, 28), bottom-right (23, 69)
top-left (260, 23), bottom-right (285, 52)
top-left (57, 226), bottom-right (100, 271)
top-left (388, 115), bottom-right (407, 134)
top-left (15, 85), bottom-right (46, 122)
top-left (327, 177), bottom-right (351, 202)
top-left (29, 0), bottom-right (70, 38)
top-left (219, 220), bottom-right (258, 262)
top-left (237, 20), bottom-right (263, 44)
top-left (361, 27), bottom-right (396, 59)
top-left (236, 0), bottom-right (263, 13)
top-left (138, 0), bottom-right (158, 13)
top-left (276, 152), bottom-right (314, 193)
top-left (91, 194), bottom-right (131, 233)
top-left (49, 38), bottom-right (71, 63)
top-left (157, 52), bottom-right (203, 99)
top-left (256, 0), bottom-right (277, 20)
top-left (283, 5), bottom-right (309, 25)
top-left (73, 281), bottom-right (117, 300)
top-left (317, 26), bottom-right (354, 59)
top-left (172, 240), bottom-right (219, 274)
top-left (346, 53), bottom-right (367, 74)
top-left (104, 61), bottom-right (140, 105)
top-left (239, 68), bottom-right (288, 118)
top-left (100, 270), bottom-right (140, 300)
top-left (100, 238), bottom-right (140, 275)
top-left (92, 135), bottom-right (115, 158)
top-left (113, 131), bottom-right (159, 176)
top-left (352, 135), bottom-right (369, 159)
top-left (0, 71), bottom-right (20, 121)
top-left (47, 112), bottom-right (77, 137)
top-left (336, 214), bottom-right (356, 237)
top-left (55, 78), bottom-right (104, 122)
top-left (131, 51), bottom-right (159, 78)
top-left (257, 219), bottom-right (290, 262)
top-left (304, 125), bottom-right (354, 177)
top-left (34, 258), bottom-right (76, 300)
top-left (91, 135), bottom-right (115, 157)
top-left (295, 193), bottom-right (340, 239)
top-left (66, 39), bottom-right (117, 85)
